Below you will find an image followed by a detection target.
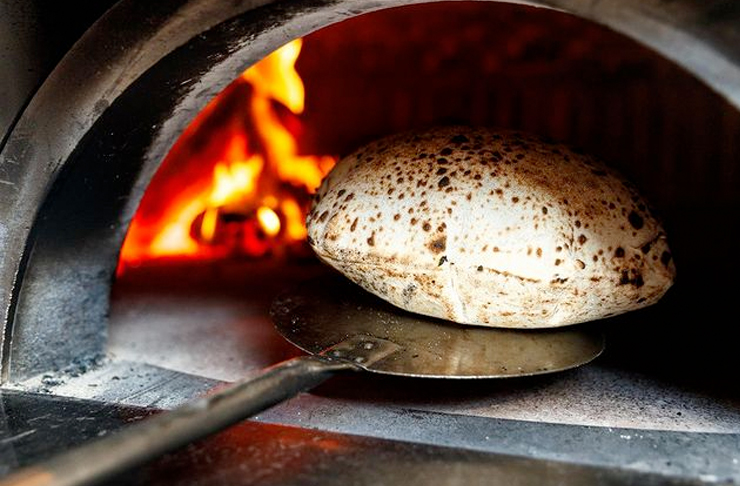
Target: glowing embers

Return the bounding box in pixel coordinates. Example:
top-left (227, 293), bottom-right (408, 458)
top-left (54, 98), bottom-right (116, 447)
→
top-left (119, 39), bottom-right (336, 269)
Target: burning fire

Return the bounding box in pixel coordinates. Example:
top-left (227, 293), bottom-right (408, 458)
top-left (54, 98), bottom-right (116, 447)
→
top-left (118, 39), bottom-right (335, 269)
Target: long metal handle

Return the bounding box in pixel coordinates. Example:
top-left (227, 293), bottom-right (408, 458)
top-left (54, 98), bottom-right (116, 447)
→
top-left (0, 355), bottom-right (354, 486)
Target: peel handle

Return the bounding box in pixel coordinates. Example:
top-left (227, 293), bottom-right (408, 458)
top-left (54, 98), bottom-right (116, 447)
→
top-left (0, 355), bottom-right (354, 486)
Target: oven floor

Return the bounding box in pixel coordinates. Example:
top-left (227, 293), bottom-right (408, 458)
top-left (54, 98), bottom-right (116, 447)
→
top-left (10, 259), bottom-right (737, 482)
top-left (107, 260), bottom-right (740, 435)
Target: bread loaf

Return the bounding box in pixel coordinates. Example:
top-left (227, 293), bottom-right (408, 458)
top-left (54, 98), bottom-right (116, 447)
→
top-left (307, 127), bottom-right (675, 328)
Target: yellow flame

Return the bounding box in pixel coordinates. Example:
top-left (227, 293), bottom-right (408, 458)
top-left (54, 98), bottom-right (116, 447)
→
top-left (242, 38), bottom-right (334, 235)
top-left (149, 199), bottom-right (204, 256)
top-left (199, 207), bottom-right (219, 242)
top-left (209, 157), bottom-right (263, 207)
top-left (257, 206), bottom-right (281, 237)
top-left (243, 39), bottom-right (305, 114)
top-left (281, 198), bottom-right (307, 241)
top-left (118, 37), bottom-right (337, 266)
top-left (244, 39), bottom-right (334, 193)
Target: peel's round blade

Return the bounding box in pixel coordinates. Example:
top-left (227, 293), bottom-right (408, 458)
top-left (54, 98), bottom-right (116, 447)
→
top-left (270, 274), bottom-right (605, 379)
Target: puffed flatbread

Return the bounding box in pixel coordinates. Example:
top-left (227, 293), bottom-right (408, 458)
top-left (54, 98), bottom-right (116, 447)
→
top-left (307, 127), bottom-right (675, 328)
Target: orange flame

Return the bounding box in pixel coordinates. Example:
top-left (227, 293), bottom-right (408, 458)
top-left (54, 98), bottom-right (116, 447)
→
top-left (118, 39), bottom-right (335, 269)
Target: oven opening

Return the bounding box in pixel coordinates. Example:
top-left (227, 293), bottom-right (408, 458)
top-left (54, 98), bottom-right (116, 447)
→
top-left (27, 0), bottom-right (740, 434)
top-left (112, 1), bottom-right (740, 383)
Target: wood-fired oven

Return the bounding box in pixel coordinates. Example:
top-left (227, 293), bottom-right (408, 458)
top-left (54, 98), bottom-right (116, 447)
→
top-left (1, 1), bottom-right (739, 484)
